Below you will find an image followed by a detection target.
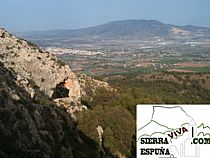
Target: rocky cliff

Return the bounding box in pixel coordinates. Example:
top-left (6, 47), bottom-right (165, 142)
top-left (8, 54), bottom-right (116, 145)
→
top-left (0, 28), bottom-right (80, 101)
top-left (0, 62), bottom-right (104, 158)
top-left (79, 74), bottom-right (114, 98)
top-left (0, 28), bottom-right (113, 157)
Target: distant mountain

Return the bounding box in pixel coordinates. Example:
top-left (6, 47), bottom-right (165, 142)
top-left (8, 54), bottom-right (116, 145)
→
top-left (17, 19), bottom-right (210, 49)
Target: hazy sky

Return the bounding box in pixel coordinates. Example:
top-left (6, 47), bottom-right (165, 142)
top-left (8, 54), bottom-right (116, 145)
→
top-left (1, 0), bottom-right (210, 32)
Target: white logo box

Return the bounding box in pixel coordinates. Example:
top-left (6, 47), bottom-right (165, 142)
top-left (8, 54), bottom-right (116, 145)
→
top-left (137, 105), bottom-right (210, 158)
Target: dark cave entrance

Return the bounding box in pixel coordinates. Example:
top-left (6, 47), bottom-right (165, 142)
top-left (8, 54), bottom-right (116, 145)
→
top-left (52, 81), bottom-right (69, 99)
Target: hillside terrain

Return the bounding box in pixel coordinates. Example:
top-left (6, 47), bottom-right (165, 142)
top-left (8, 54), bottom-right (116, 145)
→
top-left (0, 28), bottom-right (137, 158)
top-left (0, 62), bottom-right (103, 158)
top-left (0, 28), bottom-right (80, 99)
top-left (1, 25), bottom-right (210, 158)
top-left (94, 72), bottom-right (210, 116)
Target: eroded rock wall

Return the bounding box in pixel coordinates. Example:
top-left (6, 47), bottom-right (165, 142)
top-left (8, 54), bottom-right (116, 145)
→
top-left (0, 28), bottom-right (80, 100)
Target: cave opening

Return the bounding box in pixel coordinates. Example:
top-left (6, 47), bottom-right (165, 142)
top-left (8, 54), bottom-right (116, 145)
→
top-left (52, 81), bottom-right (69, 99)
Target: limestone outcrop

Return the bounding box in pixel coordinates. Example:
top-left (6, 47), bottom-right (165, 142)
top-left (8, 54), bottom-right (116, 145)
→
top-left (0, 28), bottom-right (80, 101)
top-left (0, 28), bottom-right (108, 158)
top-left (0, 62), bottom-right (101, 158)
top-left (79, 74), bottom-right (114, 97)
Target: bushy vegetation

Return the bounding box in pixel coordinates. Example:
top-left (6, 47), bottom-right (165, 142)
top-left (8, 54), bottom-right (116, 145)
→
top-left (78, 86), bottom-right (137, 157)
top-left (108, 73), bottom-right (210, 115)
top-left (78, 72), bottom-right (210, 157)
top-left (76, 105), bottom-right (135, 157)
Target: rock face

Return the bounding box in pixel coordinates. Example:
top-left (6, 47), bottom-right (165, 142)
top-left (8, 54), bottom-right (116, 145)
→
top-left (0, 63), bottom-right (101, 158)
top-left (0, 29), bottom-right (107, 158)
top-left (79, 74), bottom-right (114, 97)
top-left (0, 28), bottom-right (80, 100)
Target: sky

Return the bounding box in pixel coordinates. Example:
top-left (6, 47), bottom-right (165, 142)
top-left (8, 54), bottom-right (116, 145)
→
top-left (0, 0), bottom-right (210, 32)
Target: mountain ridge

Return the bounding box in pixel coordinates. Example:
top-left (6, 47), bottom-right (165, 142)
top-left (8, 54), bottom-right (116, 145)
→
top-left (17, 19), bottom-right (210, 38)
top-left (16, 19), bottom-right (210, 49)
top-left (17, 19), bottom-right (210, 35)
